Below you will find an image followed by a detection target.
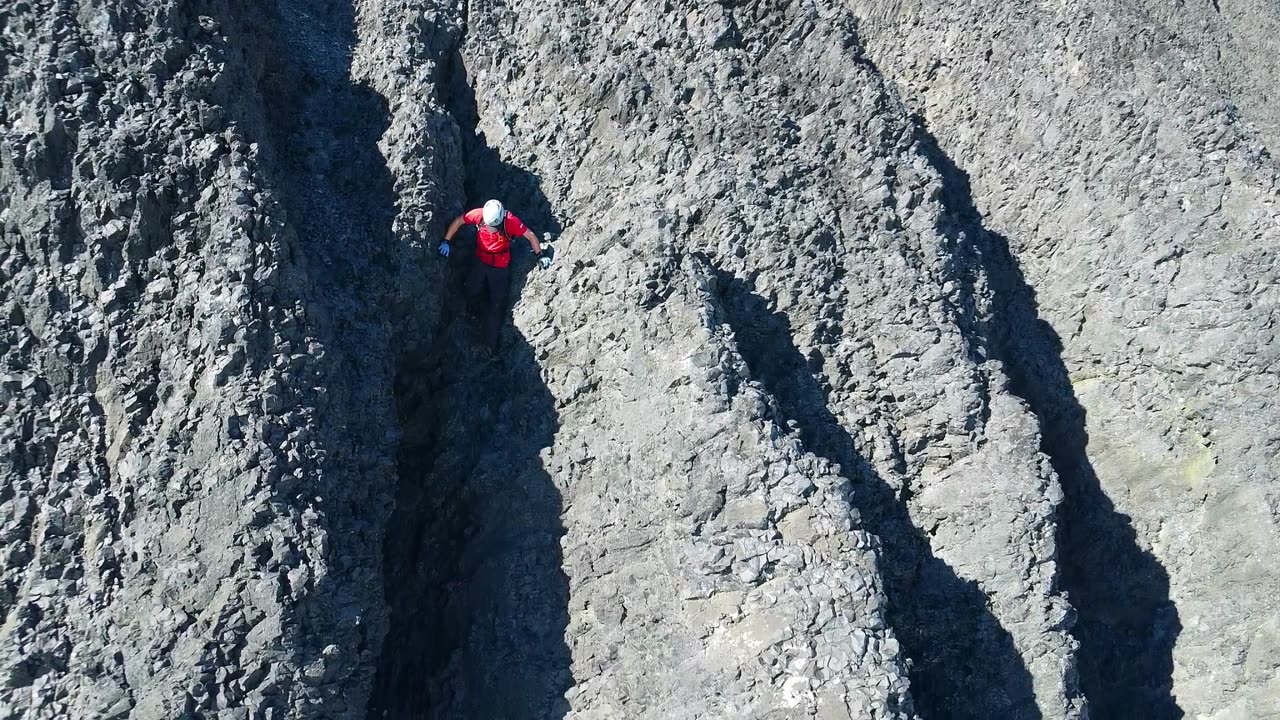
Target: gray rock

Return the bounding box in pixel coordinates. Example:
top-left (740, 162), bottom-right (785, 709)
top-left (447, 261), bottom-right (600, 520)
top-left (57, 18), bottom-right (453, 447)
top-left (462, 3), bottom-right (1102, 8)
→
top-left (2, 0), bottom-right (1274, 718)
top-left (854, 0), bottom-right (1280, 716)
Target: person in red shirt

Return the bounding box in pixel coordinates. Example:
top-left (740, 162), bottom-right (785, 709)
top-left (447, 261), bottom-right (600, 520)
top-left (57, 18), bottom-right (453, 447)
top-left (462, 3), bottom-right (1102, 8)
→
top-left (439, 199), bottom-right (553, 350)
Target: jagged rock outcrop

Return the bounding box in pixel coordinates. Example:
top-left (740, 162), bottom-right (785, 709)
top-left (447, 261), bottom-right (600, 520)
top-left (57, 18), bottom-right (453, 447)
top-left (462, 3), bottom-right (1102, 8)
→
top-left (368, 0), bottom-right (1081, 717)
top-left (2, 0), bottom-right (1277, 718)
top-left (0, 1), bottom-right (411, 716)
top-left (852, 1), bottom-right (1280, 717)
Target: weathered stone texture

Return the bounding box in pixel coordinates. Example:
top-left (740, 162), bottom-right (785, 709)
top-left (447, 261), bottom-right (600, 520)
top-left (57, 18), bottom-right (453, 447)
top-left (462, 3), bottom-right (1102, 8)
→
top-left (853, 0), bottom-right (1280, 715)
top-left (3, 0), bottom-right (1277, 718)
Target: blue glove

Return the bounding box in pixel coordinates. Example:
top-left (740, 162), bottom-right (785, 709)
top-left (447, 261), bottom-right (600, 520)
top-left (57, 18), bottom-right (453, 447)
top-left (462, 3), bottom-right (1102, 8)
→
top-left (438, 240), bottom-right (451, 258)
top-left (538, 244), bottom-right (553, 270)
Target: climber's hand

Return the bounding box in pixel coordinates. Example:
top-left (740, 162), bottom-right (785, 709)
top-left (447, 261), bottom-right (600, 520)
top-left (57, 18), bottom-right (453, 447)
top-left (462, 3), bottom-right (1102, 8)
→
top-left (539, 244), bottom-right (553, 270)
top-left (438, 240), bottom-right (451, 258)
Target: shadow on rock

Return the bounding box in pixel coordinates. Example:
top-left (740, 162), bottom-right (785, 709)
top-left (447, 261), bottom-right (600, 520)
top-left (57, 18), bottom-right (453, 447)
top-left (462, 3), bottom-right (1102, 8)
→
top-left (703, 260), bottom-right (1042, 719)
top-left (911, 118), bottom-right (1183, 719)
top-left (371, 325), bottom-right (569, 720)
top-left (259, 0), bottom-right (420, 715)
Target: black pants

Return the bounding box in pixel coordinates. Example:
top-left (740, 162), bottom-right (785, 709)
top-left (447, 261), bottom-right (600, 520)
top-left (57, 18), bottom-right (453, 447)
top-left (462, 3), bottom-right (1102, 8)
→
top-left (465, 260), bottom-right (510, 350)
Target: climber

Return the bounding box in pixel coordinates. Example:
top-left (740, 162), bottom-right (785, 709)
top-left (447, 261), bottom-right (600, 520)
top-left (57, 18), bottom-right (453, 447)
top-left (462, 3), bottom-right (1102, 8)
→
top-left (438, 199), bottom-right (553, 351)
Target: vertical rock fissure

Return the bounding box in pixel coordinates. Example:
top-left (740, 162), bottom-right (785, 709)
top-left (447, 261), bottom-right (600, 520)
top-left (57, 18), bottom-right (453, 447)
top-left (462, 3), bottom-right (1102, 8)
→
top-left (368, 37), bottom-right (571, 719)
top-left (911, 121), bottom-right (1183, 718)
top-left (367, 216), bottom-right (572, 720)
top-left (367, 342), bottom-right (475, 717)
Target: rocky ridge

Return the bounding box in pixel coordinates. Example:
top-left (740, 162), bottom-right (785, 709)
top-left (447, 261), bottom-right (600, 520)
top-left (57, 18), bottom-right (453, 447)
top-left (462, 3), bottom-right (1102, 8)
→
top-left (1, 1), bottom-right (405, 716)
top-left (852, 0), bottom-right (1280, 715)
top-left (434, 0), bottom-right (1084, 717)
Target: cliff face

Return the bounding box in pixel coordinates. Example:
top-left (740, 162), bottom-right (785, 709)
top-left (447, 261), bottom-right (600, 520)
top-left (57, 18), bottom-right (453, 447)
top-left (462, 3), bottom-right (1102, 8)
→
top-left (851, 0), bottom-right (1280, 716)
top-left (0, 1), bottom-right (1275, 720)
top-left (0, 0), bottom-right (418, 716)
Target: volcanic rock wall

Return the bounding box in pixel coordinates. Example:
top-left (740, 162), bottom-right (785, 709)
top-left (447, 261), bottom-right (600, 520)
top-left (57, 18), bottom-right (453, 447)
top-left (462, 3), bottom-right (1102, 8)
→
top-left (2, 0), bottom-right (1276, 719)
top-left (0, 0), bottom-right (417, 716)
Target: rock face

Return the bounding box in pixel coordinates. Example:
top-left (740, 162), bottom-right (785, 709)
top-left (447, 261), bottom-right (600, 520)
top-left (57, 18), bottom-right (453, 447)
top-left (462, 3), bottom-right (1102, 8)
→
top-left (852, 1), bottom-right (1280, 716)
top-left (0, 0), bottom-right (416, 716)
top-left (0, 2), bottom-right (1275, 720)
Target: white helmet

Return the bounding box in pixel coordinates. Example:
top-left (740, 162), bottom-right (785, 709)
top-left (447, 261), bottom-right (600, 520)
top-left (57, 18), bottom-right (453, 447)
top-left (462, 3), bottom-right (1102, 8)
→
top-left (482, 199), bottom-right (507, 227)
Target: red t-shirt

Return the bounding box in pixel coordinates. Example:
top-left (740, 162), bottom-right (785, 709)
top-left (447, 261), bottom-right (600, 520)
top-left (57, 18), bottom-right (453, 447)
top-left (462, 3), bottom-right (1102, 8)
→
top-left (463, 208), bottom-right (528, 268)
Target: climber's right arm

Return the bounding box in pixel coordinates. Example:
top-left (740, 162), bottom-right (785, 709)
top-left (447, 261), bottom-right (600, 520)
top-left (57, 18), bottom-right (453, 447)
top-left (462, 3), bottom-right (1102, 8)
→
top-left (443, 215), bottom-right (467, 242)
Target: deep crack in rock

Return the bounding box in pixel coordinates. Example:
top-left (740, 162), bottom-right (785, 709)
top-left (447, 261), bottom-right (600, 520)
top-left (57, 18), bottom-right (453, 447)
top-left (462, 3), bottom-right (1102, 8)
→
top-left (368, 40), bottom-right (571, 719)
